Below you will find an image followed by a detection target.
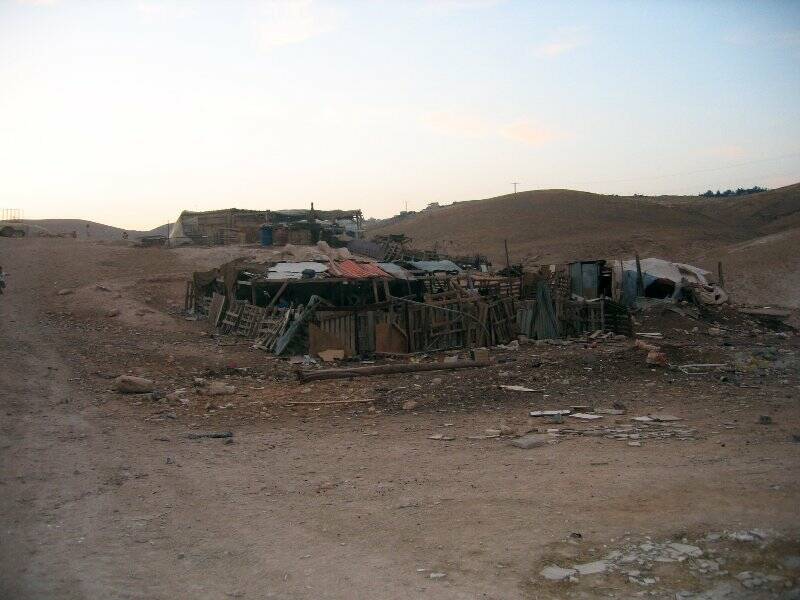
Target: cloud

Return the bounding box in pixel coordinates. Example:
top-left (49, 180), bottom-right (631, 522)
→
top-left (255, 0), bottom-right (340, 50)
top-left (705, 145), bottom-right (746, 160)
top-left (14, 0), bottom-right (58, 5)
top-left (419, 0), bottom-right (504, 14)
top-left (423, 110), bottom-right (560, 146)
top-left (423, 111), bottom-right (491, 137)
top-left (135, 1), bottom-right (193, 20)
top-left (534, 27), bottom-right (589, 58)
top-left (501, 120), bottom-right (557, 146)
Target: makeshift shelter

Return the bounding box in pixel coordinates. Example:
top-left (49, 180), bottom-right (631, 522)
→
top-left (618, 258), bottom-right (727, 306)
top-left (170, 209), bottom-right (266, 245)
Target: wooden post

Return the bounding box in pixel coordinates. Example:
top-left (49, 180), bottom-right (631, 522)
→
top-left (717, 261), bottom-right (725, 287)
top-left (599, 297), bottom-right (605, 333)
top-left (504, 239), bottom-right (511, 270)
top-left (265, 281), bottom-right (288, 315)
top-left (635, 253), bottom-right (644, 297)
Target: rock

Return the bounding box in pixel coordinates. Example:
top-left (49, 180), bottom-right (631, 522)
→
top-left (57, 288), bottom-right (73, 296)
top-left (427, 433), bottom-right (454, 441)
top-left (395, 497), bottom-right (419, 509)
top-left (781, 555), bottom-right (800, 569)
top-left (113, 375), bottom-right (154, 394)
top-left (708, 327), bottom-right (723, 336)
top-left (540, 565), bottom-right (577, 581)
top-left (205, 382), bottom-right (236, 396)
top-left (669, 542), bottom-right (703, 557)
top-left (646, 350), bottom-right (668, 367)
top-left (430, 377), bottom-right (443, 385)
top-left (650, 414), bottom-right (681, 422)
top-left (429, 572), bottom-right (446, 579)
top-left (758, 415), bottom-right (772, 425)
top-left (511, 433), bottom-right (550, 449)
top-left (574, 560), bottom-right (608, 575)
top-left (166, 389), bottom-right (187, 402)
top-left (106, 308), bottom-right (120, 317)
top-left (402, 400), bottom-right (418, 411)
top-left (627, 441), bottom-right (642, 447)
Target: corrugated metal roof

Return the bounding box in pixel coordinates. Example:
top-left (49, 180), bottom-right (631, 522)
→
top-left (409, 260), bottom-right (462, 273)
top-left (266, 262), bottom-right (328, 279)
top-left (377, 262), bottom-right (413, 280)
top-left (334, 260), bottom-right (390, 279)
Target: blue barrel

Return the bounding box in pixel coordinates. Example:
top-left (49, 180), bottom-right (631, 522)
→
top-left (260, 226), bottom-right (273, 246)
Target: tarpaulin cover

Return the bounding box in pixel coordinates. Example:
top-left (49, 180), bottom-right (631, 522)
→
top-left (377, 262), bottom-right (414, 280)
top-left (409, 260), bottom-right (463, 273)
top-left (620, 258), bottom-right (713, 306)
top-left (266, 262), bottom-right (329, 280)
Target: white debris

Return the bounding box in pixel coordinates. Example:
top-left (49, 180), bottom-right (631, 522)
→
top-left (570, 413), bottom-right (603, 420)
top-left (500, 385), bottom-right (542, 392)
top-left (574, 560), bottom-right (608, 575)
top-left (669, 543), bottom-right (703, 557)
top-left (540, 565), bottom-right (577, 581)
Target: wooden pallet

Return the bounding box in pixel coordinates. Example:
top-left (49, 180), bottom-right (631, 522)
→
top-left (236, 304), bottom-right (265, 337)
top-left (207, 293), bottom-right (226, 330)
top-left (219, 301), bottom-right (244, 334)
top-left (253, 307), bottom-right (294, 352)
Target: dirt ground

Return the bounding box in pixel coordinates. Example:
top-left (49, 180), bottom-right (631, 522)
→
top-left (1, 238), bottom-right (799, 600)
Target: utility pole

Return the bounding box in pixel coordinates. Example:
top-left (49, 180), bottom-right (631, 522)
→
top-left (512, 182), bottom-right (520, 194)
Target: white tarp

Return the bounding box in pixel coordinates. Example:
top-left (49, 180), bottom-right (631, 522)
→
top-left (620, 258), bottom-right (711, 286)
top-left (619, 258), bottom-right (726, 305)
top-left (266, 262), bottom-right (328, 280)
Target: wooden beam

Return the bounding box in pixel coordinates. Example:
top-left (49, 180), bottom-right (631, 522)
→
top-left (296, 359), bottom-right (491, 382)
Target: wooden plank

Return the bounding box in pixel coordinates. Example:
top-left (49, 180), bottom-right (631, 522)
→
top-left (309, 322), bottom-right (350, 357)
top-left (375, 322), bottom-right (408, 354)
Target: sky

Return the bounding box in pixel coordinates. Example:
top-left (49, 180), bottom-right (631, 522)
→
top-left (1, 0), bottom-right (799, 230)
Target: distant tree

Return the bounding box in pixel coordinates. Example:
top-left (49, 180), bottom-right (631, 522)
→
top-left (698, 186), bottom-right (767, 198)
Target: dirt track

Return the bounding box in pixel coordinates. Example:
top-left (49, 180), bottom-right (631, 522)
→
top-left (1, 238), bottom-right (799, 599)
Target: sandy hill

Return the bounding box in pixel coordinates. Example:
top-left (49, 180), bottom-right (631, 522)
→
top-left (22, 219), bottom-right (168, 240)
top-left (369, 185), bottom-right (800, 263)
top-left (369, 184), bottom-right (800, 307)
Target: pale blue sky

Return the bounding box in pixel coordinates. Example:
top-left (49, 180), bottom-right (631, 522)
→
top-left (1, 0), bottom-right (799, 229)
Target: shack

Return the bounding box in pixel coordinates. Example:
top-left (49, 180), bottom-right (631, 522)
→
top-left (169, 209), bottom-right (266, 245)
top-left (263, 208), bottom-right (363, 247)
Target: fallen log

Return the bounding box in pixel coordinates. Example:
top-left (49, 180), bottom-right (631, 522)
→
top-left (296, 359), bottom-right (491, 382)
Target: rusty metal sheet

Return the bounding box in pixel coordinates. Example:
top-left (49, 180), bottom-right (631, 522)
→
top-left (334, 260), bottom-right (390, 279)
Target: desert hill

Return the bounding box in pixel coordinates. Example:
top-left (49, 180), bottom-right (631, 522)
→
top-left (369, 185), bottom-right (800, 263)
top-left (368, 184), bottom-right (800, 307)
top-left (21, 219), bottom-right (168, 240)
